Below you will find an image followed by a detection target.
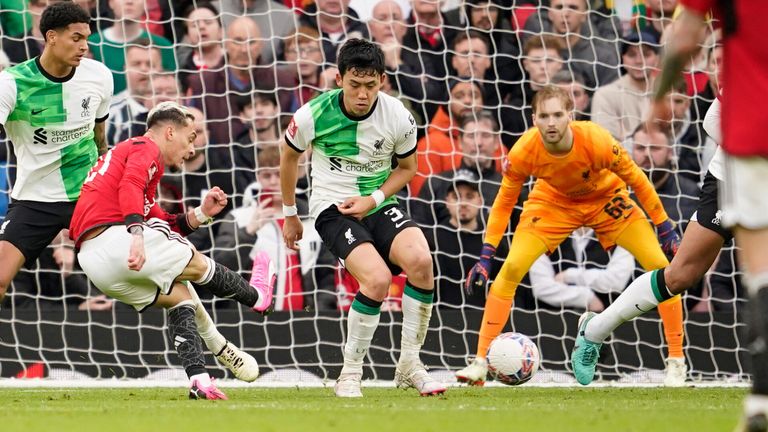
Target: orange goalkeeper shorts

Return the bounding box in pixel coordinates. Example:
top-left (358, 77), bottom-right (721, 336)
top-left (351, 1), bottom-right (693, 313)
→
top-left (515, 188), bottom-right (649, 252)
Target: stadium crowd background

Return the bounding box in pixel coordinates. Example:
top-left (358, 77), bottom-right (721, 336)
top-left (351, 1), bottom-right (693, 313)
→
top-left (0, 0), bottom-right (743, 318)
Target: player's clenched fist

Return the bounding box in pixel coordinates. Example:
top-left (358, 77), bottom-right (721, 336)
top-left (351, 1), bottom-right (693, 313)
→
top-left (201, 186), bottom-right (228, 218)
top-left (282, 215), bottom-right (303, 251)
top-left (656, 219), bottom-right (681, 259)
top-left (337, 196), bottom-right (376, 220)
top-left (465, 243), bottom-right (496, 295)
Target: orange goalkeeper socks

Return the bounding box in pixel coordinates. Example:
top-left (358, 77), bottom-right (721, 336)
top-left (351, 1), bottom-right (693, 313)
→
top-left (476, 291), bottom-right (514, 359)
top-left (658, 294), bottom-right (685, 358)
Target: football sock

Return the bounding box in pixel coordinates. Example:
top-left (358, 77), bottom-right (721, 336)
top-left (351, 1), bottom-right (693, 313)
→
top-left (341, 292), bottom-right (381, 376)
top-left (744, 273), bottom-right (768, 396)
top-left (168, 302), bottom-right (207, 378)
top-left (476, 291), bottom-right (514, 360)
top-left (192, 258), bottom-right (259, 307)
top-left (193, 301), bottom-right (227, 354)
top-left (658, 295), bottom-right (685, 359)
top-left (585, 269), bottom-right (673, 342)
top-left (399, 281), bottom-right (434, 364)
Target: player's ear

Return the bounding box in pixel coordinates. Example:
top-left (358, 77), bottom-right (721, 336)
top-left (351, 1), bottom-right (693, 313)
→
top-left (335, 72), bottom-right (343, 88)
top-left (379, 72), bottom-right (387, 87)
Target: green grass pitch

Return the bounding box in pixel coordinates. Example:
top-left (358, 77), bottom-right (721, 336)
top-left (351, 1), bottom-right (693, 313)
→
top-left (3, 387), bottom-right (745, 432)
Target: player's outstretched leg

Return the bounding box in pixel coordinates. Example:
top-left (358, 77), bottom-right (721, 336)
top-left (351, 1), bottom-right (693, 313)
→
top-left (571, 311), bottom-right (602, 385)
top-left (190, 251), bottom-right (276, 314)
top-left (167, 299), bottom-right (227, 400)
top-left (186, 285), bottom-right (260, 382)
top-left (737, 275), bottom-right (768, 432)
top-left (395, 281), bottom-right (445, 396)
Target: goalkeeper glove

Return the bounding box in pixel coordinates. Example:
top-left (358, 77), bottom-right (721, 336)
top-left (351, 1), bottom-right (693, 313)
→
top-left (465, 243), bottom-right (496, 296)
top-left (657, 219), bottom-right (681, 259)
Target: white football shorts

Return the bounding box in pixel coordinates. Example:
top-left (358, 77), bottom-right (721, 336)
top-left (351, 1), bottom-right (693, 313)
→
top-left (721, 155), bottom-right (768, 230)
top-left (78, 219), bottom-right (194, 311)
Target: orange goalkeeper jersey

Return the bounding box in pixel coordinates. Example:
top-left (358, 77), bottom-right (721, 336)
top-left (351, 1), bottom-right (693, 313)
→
top-left (484, 121), bottom-right (669, 247)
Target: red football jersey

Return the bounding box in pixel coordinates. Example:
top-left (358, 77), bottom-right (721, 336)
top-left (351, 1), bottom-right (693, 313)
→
top-left (682, 0), bottom-right (768, 156)
top-left (70, 136), bottom-right (187, 246)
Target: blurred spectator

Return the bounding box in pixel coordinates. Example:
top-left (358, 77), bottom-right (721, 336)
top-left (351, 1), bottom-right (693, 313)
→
top-left (591, 31), bottom-right (659, 140)
top-left (88, 0), bottom-right (176, 94)
top-left (400, 0), bottom-right (459, 120)
top-left (413, 111), bottom-right (510, 227)
top-left (106, 39), bottom-right (163, 146)
top-left (662, 80), bottom-right (707, 183)
top-left (176, 2), bottom-right (224, 92)
top-left (219, 0), bottom-right (299, 64)
top-left (630, 124), bottom-right (699, 228)
top-left (500, 35), bottom-right (563, 145)
top-left (213, 146), bottom-right (336, 311)
top-left (522, 0), bottom-right (620, 89)
top-left (552, 69), bottom-right (591, 120)
top-left (282, 26), bottom-right (324, 112)
top-left (529, 227), bottom-right (634, 311)
top-left (410, 77), bottom-right (484, 196)
top-left (113, 72), bottom-right (180, 144)
top-left (636, 0), bottom-right (677, 42)
top-left (424, 170), bottom-right (508, 308)
top-left (187, 16), bottom-right (293, 144)
top-left (299, 0), bottom-right (369, 65)
top-left (450, 31), bottom-right (501, 107)
top-left (445, 0), bottom-right (523, 105)
top-left (232, 91), bottom-right (283, 189)
top-left (2, 0), bottom-right (52, 64)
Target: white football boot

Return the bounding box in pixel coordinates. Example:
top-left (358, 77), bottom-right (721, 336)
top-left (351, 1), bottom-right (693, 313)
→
top-left (395, 360), bottom-right (446, 396)
top-left (663, 357), bottom-right (688, 387)
top-left (455, 357), bottom-right (488, 386)
top-left (215, 341), bottom-right (259, 382)
top-left (334, 373), bottom-right (363, 398)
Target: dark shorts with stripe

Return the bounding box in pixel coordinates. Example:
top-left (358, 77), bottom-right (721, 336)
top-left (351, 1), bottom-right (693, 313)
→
top-left (0, 200), bottom-right (75, 266)
top-left (694, 171), bottom-right (733, 241)
top-left (315, 203), bottom-right (419, 275)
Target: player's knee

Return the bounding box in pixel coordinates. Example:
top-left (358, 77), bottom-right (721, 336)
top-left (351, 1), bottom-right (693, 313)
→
top-left (185, 251), bottom-right (209, 280)
top-left (664, 263), bottom-right (700, 294)
top-left (404, 251), bottom-right (433, 281)
top-left (364, 268), bottom-right (392, 295)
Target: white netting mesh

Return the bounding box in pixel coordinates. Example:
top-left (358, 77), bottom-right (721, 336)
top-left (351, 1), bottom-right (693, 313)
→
top-left (0, 1), bottom-right (747, 385)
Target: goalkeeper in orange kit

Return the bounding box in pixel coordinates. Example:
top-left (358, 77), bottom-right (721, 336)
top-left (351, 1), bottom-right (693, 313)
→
top-left (455, 86), bottom-right (686, 386)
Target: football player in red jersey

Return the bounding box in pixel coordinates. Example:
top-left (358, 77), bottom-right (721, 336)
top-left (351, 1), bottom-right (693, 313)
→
top-left (70, 102), bottom-right (277, 400)
top-left (647, 3), bottom-right (768, 429)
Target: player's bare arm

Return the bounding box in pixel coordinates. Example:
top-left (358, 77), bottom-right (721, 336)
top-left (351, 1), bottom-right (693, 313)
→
top-left (280, 140), bottom-right (303, 250)
top-left (648, 7), bottom-right (708, 127)
top-left (185, 186), bottom-right (228, 230)
top-left (94, 121), bottom-right (108, 156)
top-left (338, 152), bottom-right (417, 220)
top-left (127, 225), bottom-right (145, 271)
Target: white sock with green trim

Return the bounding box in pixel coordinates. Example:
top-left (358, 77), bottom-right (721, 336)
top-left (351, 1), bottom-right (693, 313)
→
top-left (399, 282), bottom-right (434, 365)
top-left (585, 269), bottom-right (671, 342)
top-left (340, 293), bottom-right (381, 376)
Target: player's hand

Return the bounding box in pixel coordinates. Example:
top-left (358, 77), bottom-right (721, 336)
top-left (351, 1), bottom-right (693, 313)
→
top-left (201, 186), bottom-right (228, 218)
top-left (465, 243), bottom-right (496, 296)
top-left (245, 198), bottom-right (279, 235)
top-left (337, 196), bottom-right (376, 220)
top-left (127, 233), bottom-right (146, 271)
top-left (52, 245), bottom-right (75, 278)
top-left (646, 97), bottom-right (673, 135)
top-left (78, 295), bottom-right (114, 311)
top-left (656, 219), bottom-right (681, 259)
top-left (282, 215), bottom-right (303, 251)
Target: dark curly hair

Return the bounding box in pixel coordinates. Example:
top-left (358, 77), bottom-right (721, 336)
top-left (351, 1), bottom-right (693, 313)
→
top-left (40, 1), bottom-right (91, 42)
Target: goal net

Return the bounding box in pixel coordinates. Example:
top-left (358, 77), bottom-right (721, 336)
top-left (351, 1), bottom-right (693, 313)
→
top-left (0, 1), bottom-right (747, 385)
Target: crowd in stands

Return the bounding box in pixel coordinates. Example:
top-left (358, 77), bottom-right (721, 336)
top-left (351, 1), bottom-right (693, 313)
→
top-left (0, 0), bottom-right (743, 314)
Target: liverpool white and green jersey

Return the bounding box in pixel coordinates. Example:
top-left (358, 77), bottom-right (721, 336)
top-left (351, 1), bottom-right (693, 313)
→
top-left (0, 57), bottom-right (113, 202)
top-left (285, 89), bottom-right (417, 219)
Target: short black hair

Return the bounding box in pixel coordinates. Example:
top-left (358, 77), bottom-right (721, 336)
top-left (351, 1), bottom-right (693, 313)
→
top-left (337, 38), bottom-right (385, 77)
top-left (40, 1), bottom-right (91, 42)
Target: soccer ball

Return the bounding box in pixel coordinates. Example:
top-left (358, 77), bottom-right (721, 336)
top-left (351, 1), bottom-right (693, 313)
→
top-left (486, 332), bottom-right (540, 385)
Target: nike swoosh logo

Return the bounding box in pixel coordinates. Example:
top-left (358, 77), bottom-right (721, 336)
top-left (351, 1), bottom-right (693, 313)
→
top-left (31, 108), bottom-right (48, 115)
top-left (394, 219), bottom-right (411, 228)
top-left (486, 321), bottom-right (500, 325)
top-left (635, 303), bottom-right (650, 313)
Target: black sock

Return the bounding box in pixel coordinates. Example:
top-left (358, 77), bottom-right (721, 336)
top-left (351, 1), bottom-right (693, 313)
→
top-left (168, 305), bottom-right (207, 378)
top-left (192, 262), bottom-right (259, 307)
top-left (749, 286), bottom-right (768, 396)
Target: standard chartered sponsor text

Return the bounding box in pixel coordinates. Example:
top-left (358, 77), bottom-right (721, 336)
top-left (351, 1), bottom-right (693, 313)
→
top-left (50, 125), bottom-right (91, 144)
